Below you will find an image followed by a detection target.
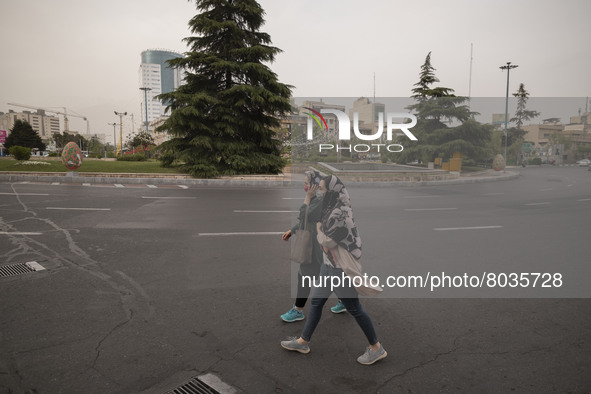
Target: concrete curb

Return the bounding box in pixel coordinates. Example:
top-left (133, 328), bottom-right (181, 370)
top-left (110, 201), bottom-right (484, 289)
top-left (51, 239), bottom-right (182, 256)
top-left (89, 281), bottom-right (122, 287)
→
top-left (0, 170), bottom-right (520, 187)
top-left (0, 172), bottom-right (292, 187)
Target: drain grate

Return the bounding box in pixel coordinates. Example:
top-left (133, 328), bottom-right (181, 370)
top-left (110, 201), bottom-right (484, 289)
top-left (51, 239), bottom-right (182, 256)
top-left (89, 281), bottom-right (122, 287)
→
top-left (0, 262), bottom-right (45, 278)
top-left (164, 377), bottom-right (220, 394)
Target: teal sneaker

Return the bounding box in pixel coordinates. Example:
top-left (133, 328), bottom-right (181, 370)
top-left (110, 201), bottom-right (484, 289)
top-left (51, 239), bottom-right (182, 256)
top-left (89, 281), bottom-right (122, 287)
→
top-left (330, 300), bottom-right (347, 314)
top-left (281, 307), bottom-right (305, 322)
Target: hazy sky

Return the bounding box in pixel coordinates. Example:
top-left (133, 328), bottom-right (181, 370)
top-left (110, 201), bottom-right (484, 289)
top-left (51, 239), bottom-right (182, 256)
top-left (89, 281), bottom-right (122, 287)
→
top-left (1, 0), bottom-right (590, 142)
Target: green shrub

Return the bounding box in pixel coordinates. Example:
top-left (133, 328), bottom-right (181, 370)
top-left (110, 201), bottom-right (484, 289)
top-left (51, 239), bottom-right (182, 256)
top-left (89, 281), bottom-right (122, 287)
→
top-left (48, 152), bottom-right (59, 157)
top-left (528, 157), bottom-right (542, 166)
top-left (9, 146), bottom-right (31, 161)
top-left (117, 153), bottom-right (147, 162)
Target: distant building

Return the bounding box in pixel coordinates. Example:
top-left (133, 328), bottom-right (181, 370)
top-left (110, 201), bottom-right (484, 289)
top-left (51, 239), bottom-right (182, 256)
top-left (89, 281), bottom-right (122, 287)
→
top-left (521, 114), bottom-right (591, 163)
top-left (0, 109), bottom-right (60, 140)
top-left (138, 49), bottom-right (185, 129)
top-left (492, 113), bottom-right (512, 125)
top-left (522, 118), bottom-right (564, 148)
top-left (349, 97), bottom-right (385, 137)
top-left (148, 116), bottom-right (172, 146)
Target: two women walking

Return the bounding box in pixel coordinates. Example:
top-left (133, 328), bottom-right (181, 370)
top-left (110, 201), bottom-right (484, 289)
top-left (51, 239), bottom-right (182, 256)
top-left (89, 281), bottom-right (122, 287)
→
top-left (281, 174), bottom-right (387, 365)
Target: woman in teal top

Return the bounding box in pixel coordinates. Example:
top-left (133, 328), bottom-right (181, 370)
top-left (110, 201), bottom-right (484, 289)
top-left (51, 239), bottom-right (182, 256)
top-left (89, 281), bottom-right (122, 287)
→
top-left (281, 170), bottom-right (345, 322)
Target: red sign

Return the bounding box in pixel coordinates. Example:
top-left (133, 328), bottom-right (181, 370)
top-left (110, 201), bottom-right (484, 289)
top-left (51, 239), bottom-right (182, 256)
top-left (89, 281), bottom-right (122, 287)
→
top-left (0, 130), bottom-right (6, 144)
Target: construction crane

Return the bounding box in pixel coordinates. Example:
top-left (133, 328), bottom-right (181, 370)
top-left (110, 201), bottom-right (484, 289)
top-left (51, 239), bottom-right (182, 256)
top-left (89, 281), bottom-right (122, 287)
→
top-left (7, 102), bottom-right (90, 135)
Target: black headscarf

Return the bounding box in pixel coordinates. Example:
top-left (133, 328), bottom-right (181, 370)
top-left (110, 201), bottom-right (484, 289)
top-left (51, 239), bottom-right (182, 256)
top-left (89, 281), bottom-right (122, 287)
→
top-left (321, 175), bottom-right (362, 259)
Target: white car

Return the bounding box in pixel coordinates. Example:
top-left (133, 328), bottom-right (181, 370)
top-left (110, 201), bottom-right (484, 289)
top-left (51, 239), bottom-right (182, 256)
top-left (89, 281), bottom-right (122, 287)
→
top-left (576, 159), bottom-right (590, 167)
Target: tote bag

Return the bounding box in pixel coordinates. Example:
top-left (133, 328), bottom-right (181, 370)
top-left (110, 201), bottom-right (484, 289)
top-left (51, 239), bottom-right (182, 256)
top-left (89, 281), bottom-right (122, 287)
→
top-left (291, 205), bottom-right (312, 264)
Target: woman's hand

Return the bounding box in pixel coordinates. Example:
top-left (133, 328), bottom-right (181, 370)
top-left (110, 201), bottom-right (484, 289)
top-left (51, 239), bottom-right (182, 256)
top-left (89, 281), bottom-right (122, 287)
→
top-left (306, 184), bottom-right (318, 199)
top-left (282, 230), bottom-right (292, 241)
top-left (316, 222), bottom-right (322, 233)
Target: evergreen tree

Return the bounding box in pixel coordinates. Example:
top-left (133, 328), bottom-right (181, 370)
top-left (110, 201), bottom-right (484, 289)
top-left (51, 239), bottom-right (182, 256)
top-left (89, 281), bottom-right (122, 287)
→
top-left (52, 132), bottom-right (88, 150)
top-left (399, 52), bottom-right (483, 164)
top-left (157, 0), bottom-right (293, 178)
top-left (511, 83), bottom-right (539, 129)
top-left (4, 120), bottom-right (46, 151)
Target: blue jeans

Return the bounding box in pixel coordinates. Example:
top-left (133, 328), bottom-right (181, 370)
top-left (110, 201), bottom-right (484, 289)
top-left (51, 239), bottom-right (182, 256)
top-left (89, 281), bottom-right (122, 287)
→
top-left (301, 264), bottom-right (379, 345)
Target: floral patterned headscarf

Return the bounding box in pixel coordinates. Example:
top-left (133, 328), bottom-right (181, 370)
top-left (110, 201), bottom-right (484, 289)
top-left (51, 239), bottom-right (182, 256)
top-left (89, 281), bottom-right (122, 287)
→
top-left (321, 175), bottom-right (362, 260)
top-left (305, 170), bottom-right (322, 186)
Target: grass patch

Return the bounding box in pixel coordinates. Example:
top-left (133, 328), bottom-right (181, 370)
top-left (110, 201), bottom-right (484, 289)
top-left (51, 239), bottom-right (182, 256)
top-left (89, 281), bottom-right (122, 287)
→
top-left (0, 158), bottom-right (184, 174)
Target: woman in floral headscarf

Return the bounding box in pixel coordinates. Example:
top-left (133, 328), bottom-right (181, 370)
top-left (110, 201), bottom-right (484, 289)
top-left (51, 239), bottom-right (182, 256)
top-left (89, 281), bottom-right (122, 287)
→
top-left (281, 175), bottom-right (387, 365)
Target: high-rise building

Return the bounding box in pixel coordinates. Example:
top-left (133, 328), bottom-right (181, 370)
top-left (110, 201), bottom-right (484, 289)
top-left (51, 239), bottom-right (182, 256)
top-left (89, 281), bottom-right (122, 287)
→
top-left (138, 49), bottom-right (185, 130)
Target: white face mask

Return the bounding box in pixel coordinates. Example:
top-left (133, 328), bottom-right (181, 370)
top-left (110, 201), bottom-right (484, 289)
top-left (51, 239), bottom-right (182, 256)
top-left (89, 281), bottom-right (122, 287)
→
top-left (316, 190), bottom-right (323, 198)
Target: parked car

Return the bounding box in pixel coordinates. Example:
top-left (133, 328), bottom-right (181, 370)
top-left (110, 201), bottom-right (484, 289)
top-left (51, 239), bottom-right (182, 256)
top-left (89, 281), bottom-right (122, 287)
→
top-left (576, 159), bottom-right (590, 167)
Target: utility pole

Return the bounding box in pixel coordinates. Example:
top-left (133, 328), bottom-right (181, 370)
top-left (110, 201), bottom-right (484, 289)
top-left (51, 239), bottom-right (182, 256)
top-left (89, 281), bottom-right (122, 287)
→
top-left (500, 62), bottom-right (518, 172)
top-left (108, 123), bottom-right (117, 154)
top-left (140, 87), bottom-right (152, 133)
top-left (114, 111), bottom-right (127, 156)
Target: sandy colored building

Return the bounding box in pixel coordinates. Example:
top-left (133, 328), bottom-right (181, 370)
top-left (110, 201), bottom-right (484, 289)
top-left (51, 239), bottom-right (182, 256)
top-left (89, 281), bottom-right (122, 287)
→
top-left (0, 109), bottom-right (60, 141)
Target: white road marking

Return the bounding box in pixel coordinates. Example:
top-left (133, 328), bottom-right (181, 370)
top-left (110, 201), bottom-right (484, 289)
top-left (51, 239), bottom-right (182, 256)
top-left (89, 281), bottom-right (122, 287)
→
top-left (0, 192), bottom-right (49, 196)
top-left (25, 261), bottom-right (46, 271)
top-left (0, 232), bottom-right (43, 235)
top-left (433, 226), bottom-right (503, 231)
top-left (481, 193), bottom-right (505, 196)
top-left (83, 183), bottom-right (91, 186)
top-left (196, 232), bottom-right (284, 237)
top-left (114, 184), bottom-right (125, 188)
top-left (147, 185), bottom-right (158, 188)
top-left (141, 196), bottom-right (196, 199)
top-left (577, 198), bottom-right (591, 202)
top-left (46, 207), bottom-right (111, 211)
top-left (403, 195), bottom-right (440, 198)
top-left (524, 202), bottom-right (551, 206)
top-left (51, 182), bottom-right (60, 185)
top-left (233, 210), bottom-right (298, 213)
top-left (177, 185), bottom-right (189, 189)
top-left (404, 208), bottom-right (458, 211)
top-left (282, 197), bottom-right (302, 200)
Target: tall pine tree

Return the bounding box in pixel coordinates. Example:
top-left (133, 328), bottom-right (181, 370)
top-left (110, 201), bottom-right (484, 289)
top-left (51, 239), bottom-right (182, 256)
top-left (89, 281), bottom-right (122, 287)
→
top-left (157, 0), bottom-right (292, 178)
top-left (398, 52), bottom-right (491, 165)
top-left (511, 83), bottom-right (539, 129)
top-left (4, 120), bottom-right (46, 151)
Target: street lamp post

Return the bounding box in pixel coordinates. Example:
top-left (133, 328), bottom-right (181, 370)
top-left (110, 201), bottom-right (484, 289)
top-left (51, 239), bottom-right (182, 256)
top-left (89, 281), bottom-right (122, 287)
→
top-left (108, 122), bottom-right (117, 155)
top-left (114, 111), bottom-right (127, 156)
top-left (139, 87), bottom-right (152, 133)
top-left (500, 62), bottom-right (518, 171)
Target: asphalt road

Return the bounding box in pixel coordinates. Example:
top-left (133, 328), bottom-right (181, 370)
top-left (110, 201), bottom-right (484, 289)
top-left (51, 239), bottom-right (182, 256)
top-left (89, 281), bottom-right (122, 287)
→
top-left (1, 166), bottom-right (590, 393)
